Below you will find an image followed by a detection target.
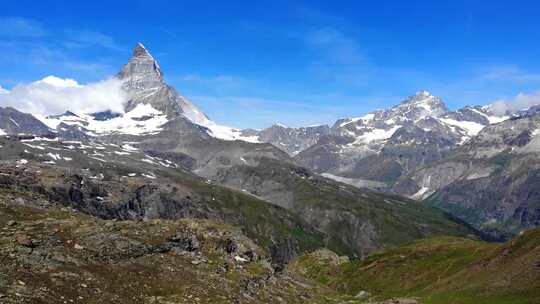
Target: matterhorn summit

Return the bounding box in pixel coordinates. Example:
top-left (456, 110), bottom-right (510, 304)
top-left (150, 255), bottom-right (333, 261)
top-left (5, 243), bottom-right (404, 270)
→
top-left (118, 43), bottom-right (211, 125)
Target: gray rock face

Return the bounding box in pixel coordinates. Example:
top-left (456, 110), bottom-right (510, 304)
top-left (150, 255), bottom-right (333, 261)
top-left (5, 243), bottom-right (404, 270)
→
top-left (253, 124), bottom-right (330, 155)
top-left (117, 43), bottom-right (210, 124)
top-left (0, 107), bottom-right (52, 136)
top-left (444, 105), bottom-right (495, 125)
top-left (394, 113), bottom-right (540, 238)
top-left (55, 122), bottom-right (92, 141)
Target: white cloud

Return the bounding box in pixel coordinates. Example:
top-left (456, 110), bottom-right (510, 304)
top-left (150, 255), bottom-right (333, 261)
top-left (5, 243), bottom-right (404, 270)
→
top-left (0, 76), bottom-right (127, 117)
top-left (0, 86), bottom-right (8, 94)
top-left (0, 17), bottom-right (47, 38)
top-left (490, 91), bottom-right (540, 115)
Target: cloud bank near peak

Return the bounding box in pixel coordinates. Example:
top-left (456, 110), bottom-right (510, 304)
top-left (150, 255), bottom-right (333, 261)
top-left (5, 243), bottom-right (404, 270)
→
top-left (0, 76), bottom-right (127, 117)
top-left (490, 91), bottom-right (540, 115)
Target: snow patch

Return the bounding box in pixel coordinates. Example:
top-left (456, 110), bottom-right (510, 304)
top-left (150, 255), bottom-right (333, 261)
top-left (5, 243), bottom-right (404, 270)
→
top-left (42, 103), bottom-right (168, 136)
top-left (234, 255), bottom-right (248, 263)
top-left (438, 117), bottom-right (485, 137)
top-left (411, 187), bottom-right (432, 200)
top-left (466, 172), bottom-right (491, 180)
top-left (352, 126), bottom-right (401, 144)
top-left (142, 173), bottom-right (157, 179)
top-left (339, 113), bottom-right (375, 127)
top-left (203, 122), bottom-right (260, 143)
top-left (470, 108), bottom-right (508, 124)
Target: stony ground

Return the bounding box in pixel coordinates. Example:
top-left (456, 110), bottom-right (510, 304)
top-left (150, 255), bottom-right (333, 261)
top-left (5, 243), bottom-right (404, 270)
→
top-left (0, 189), bottom-right (340, 304)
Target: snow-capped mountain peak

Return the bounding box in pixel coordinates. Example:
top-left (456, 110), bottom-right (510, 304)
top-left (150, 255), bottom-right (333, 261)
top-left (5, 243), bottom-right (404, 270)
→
top-left (35, 43), bottom-right (259, 143)
top-left (116, 43), bottom-right (211, 124)
top-left (396, 90), bottom-right (449, 119)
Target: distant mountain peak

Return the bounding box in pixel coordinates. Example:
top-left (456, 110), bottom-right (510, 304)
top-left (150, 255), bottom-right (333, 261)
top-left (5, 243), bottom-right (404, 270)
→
top-left (399, 91), bottom-right (448, 116)
top-left (416, 90), bottom-right (432, 97)
top-left (272, 123), bottom-right (288, 128)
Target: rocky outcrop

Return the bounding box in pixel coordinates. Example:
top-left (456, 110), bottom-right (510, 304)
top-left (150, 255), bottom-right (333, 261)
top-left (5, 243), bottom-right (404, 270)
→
top-left (0, 155), bottom-right (322, 267)
top-left (252, 124), bottom-right (330, 155)
top-left (0, 106), bottom-right (52, 136)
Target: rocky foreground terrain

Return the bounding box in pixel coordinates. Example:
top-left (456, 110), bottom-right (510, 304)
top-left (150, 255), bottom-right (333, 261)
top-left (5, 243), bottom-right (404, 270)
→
top-left (1, 187), bottom-right (538, 303)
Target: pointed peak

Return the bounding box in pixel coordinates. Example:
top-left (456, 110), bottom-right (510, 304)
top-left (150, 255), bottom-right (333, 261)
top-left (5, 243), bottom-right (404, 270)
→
top-left (272, 122), bottom-right (288, 128)
top-left (118, 42), bottom-right (163, 83)
top-left (397, 91), bottom-right (449, 117)
top-left (402, 90), bottom-right (440, 105)
top-left (416, 90), bottom-right (432, 97)
top-left (132, 42), bottom-right (153, 58)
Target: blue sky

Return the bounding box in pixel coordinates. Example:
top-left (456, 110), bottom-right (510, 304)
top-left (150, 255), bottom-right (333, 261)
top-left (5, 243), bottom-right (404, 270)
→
top-left (1, 0), bottom-right (540, 128)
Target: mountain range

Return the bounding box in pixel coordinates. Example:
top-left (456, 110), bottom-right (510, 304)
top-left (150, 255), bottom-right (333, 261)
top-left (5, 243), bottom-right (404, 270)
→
top-left (0, 43), bottom-right (484, 258)
top-left (1, 43), bottom-right (538, 240)
top-left (0, 43), bottom-right (539, 302)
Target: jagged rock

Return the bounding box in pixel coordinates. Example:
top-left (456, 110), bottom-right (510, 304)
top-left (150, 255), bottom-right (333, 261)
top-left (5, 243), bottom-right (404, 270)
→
top-left (118, 43), bottom-right (210, 124)
top-left (0, 106), bottom-right (52, 136)
top-left (168, 232), bottom-right (200, 252)
top-left (249, 124), bottom-right (330, 155)
top-left (354, 290), bottom-right (371, 300)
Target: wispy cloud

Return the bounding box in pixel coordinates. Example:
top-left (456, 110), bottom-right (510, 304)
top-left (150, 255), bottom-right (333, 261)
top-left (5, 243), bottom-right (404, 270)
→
top-left (64, 29), bottom-right (125, 51)
top-left (477, 66), bottom-right (540, 84)
top-left (0, 17), bottom-right (48, 38)
top-left (0, 40), bottom-right (115, 78)
top-left (174, 74), bottom-right (245, 87)
top-left (415, 65), bottom-right (540, 109)
top-left (0, 18), bottom-right (122, 81)
top-left (306, 28), bottom-right (365, 65)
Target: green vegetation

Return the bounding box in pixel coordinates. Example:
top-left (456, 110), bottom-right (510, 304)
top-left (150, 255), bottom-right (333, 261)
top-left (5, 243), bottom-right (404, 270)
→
top-left (290, 230), bottom-right (540, 303)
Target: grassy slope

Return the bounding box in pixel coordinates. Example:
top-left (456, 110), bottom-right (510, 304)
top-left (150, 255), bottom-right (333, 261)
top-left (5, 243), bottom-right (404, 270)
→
top-left (224, 158), bottom-right (480, 255)
top-left (289, 229), bottom-right (540, 304)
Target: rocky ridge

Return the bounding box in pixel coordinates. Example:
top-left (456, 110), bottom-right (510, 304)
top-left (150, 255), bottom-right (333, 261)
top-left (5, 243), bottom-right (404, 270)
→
top-left (394, 111), bottom-right (540, 238)
top-left (294, 91), bottom-right (508, 191)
